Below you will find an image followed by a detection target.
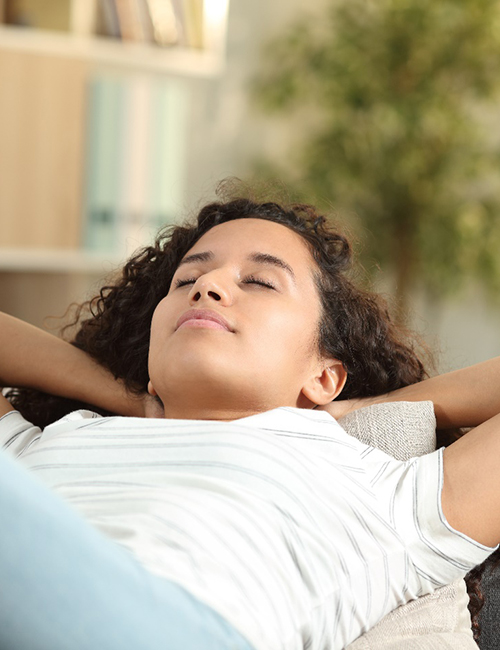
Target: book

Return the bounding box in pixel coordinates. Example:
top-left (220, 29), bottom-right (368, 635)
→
top-left (71, 0), bottom-right (98, 36)
top-left (3, 0), bottom-right (72, 31)
top-left (98, 0), bottom-right (121, 39)
top-left (83, 75), bottom-right (125, 253)
top-left (114, 0), bottom-right (155, 42)
top-left (117, 75), bottom-right (153, 256)
top-left (148, 79), bottom-right (187, 233)
top-left (135, 0), bottom-right (155, 42)
top-left (114, 0), bottom-right (139, 40)
top-left (182, 0), bottom-right (203, 49)
top-left (145, 0), bottom-right (179, 46)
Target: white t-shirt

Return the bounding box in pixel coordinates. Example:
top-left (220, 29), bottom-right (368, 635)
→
top-left (0, 407), bottom-right (494, 650)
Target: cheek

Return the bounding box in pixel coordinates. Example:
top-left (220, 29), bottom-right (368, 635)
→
top-left (151, 295), bottom-right (175, 330)
top-left (290, 306), bottom-right (321, 359)
top-left (249, 301), bottom-right (319, 359)
top-left (149, 299), bottom-right (174, 352)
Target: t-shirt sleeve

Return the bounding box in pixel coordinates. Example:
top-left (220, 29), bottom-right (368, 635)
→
top-left (375, 448), bottom-right (497, 594)
top-left (0, 410), bottom-right (41, 457)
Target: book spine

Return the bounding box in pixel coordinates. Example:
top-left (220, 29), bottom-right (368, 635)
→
top-left (71, 0), bottom-right (99, 36)
top-left (83, 76), bottom-right (124, 253)
top-left (182, 0), bottom-right (204, 49)
top-left (117, 75), bottom-right (153, 256)
top-left (114, 0), bottom-right (153, 42)
top-left (145, 0), bottom-right (179, 46)
top-left (148, 79), bottom-right (187, 233)
top-left (135, 0), bottom-right (155, 42)
top-left (114, 0), bottom-right (137, 40)
top-left (99, 0), bottom-right (122, 38)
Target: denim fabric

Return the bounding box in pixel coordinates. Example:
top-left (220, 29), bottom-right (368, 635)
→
top-left (0, 451), bottom-right (254, 650)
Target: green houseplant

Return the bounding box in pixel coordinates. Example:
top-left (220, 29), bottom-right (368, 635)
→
top-left (254, 0), bottom-right (500, 320)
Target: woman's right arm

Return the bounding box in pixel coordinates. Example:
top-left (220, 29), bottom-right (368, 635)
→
top-left (0, 312), bottom-right (145, 417)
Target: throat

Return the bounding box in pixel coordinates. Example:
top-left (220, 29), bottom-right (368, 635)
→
top-left (161, 402), bottom-right (263, 421)
top-left (158, 382), bottom-right (278, 421)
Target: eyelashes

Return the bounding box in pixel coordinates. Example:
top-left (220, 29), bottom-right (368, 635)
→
top-left (243, 276), bottom-right (277, 290)
top-left (174, 275), bottom-right (277, 290)
top-left (174, 278), bottom-right (197, 288)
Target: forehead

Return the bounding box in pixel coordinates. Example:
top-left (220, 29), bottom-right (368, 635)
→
top-left (186, 218), bottom-right (315, 270)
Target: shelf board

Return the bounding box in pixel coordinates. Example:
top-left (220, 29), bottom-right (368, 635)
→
top-left (0, 248), bottom-right (125, 274)
top-left (0, 24), bottom-right (224, 77)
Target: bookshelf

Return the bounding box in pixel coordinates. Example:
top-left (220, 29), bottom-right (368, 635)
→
top-left (0, 248), bottom-right (124, 274)
top-left (0, 0), bottom-right (229, 56)
top-left (0, 0), bottom-right (230, 326)
top-left (0, 6), bottom-right (228, 77)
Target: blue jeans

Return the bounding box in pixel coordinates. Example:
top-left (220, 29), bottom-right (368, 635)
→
top-left (0, 451), bottom-right (254, 650)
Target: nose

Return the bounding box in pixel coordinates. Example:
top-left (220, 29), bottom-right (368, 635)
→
top-left (188, 272), bottom-right (232, 305)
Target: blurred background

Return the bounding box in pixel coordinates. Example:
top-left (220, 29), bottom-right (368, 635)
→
top-left (0, 0), bottom-right (499, 373)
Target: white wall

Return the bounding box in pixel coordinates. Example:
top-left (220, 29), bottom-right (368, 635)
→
top-left (185, 0), bottom-right (324, 204)
top-left (412, 286), bottom-right (500, 373)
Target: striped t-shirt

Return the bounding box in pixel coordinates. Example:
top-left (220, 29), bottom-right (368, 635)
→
top-left (0, 406), bottom-right (494, 650)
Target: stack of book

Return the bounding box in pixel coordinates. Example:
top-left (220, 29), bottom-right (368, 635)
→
top-left (83, 74), bottom-right (187, 256)
top-left (98, 0), bottom-right (205, 49)
top-left (2, 0), bottom-right (206, 49)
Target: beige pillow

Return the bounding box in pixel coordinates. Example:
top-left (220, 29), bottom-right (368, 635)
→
top-left (346, 578), bottom-right (476, 650)
top-left (338, 401), bottom-right (476, 650)
top-left (338, 400), bottom-right (436, 461)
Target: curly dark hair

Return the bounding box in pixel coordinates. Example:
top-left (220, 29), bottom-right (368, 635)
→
top-left (5, 190), bottom-right (492, 635)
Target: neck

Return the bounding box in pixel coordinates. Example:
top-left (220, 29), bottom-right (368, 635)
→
top-left (150, 374), bottom-right (316, 420)
top-left (156, 383), bottom-right (290, 421)
top-left (161, 403), bottom-right (262, 421)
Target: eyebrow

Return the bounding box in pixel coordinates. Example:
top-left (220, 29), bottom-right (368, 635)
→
top-left (249, 252), bottom-right (296, 283)
top-left (178, 250), bottom-right (297, 284)
top-left (178, 251), bottom-right (213, 267)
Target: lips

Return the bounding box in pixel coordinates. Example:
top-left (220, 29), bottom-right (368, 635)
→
top-left (176, 309), bottom-right (233, 332)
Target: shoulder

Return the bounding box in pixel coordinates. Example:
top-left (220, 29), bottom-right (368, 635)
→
top-left (0, 409), bottom-right (41, 456)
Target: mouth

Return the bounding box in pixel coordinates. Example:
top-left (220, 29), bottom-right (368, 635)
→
top-left (176, 309), bottom-right (233, 332)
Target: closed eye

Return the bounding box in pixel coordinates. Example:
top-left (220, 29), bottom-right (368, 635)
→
top-left (175, 277), bottom-right (197, 288)
top-left (242, 275), bottom-right (276, 290)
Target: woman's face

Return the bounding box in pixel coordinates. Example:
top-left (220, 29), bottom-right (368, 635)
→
top-left (148, 218), bottom-right (342, 419)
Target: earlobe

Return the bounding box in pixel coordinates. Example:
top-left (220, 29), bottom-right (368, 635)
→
top-left (302, 360), bottom-right (347, 406)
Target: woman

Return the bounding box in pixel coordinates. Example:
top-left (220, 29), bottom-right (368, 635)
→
top-left (1, 196), bottom-right (499, 650)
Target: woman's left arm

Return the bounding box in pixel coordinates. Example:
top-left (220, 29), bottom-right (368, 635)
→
top-left (323, 357), bottom-right (500, 547)
top-left (323, 356), bottom-right (500, 430)
top-left (442, 411), bottom-right (500, 548)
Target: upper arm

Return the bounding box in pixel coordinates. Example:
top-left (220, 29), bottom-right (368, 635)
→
top-left (442, 412), bottom-right (500, 548)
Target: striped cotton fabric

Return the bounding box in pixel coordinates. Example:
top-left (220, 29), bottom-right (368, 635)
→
top-left (0, 407), bottom-right (493, 650)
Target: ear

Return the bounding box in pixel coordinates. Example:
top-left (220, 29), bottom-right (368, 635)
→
top-left (301, 359), bottom-right (347, 406)
top-left (147, 380), bottom-right (157, 397)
